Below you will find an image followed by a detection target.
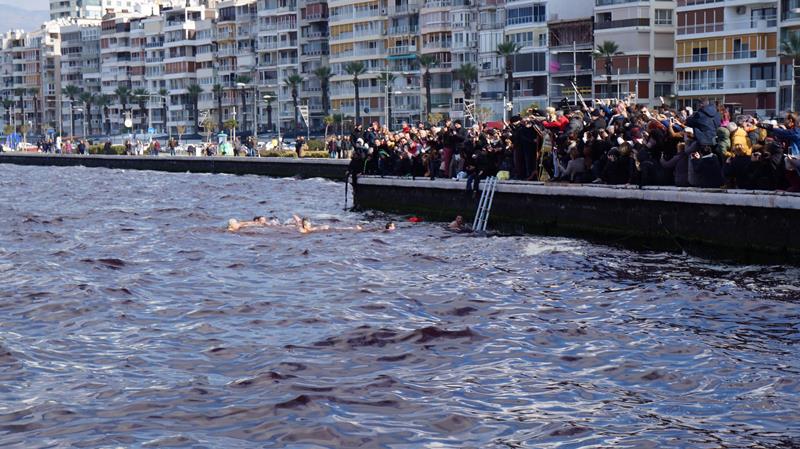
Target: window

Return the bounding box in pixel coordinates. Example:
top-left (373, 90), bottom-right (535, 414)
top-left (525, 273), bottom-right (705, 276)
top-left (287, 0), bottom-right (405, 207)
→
top-left (597, 12), bottom-right (611, 23)
top-left (692, 47), bottom-right (708, 62)
top-left (538, 33), bottom-right (547, 47)
top-left (506, 4), bottom-right (545, 26)
top-left (655, 9), bottom-right (672, 25)
top-left (654, 82), bottom-right (672, 97)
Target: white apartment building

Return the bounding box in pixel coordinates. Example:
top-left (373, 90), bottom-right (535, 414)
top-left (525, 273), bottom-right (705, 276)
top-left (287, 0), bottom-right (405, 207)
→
top-left (57, 19), bottom-right (102, 136)
top-left (50, 0), bottom-right (164, 20)
top-left (593, 0), bottom-right (676, 106)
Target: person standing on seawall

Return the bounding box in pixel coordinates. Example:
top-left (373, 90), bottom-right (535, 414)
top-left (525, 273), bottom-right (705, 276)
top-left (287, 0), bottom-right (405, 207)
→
top-left (295, 136), bottom-right (305, 158)
top-left (685, 100), bottom-right (721, 154)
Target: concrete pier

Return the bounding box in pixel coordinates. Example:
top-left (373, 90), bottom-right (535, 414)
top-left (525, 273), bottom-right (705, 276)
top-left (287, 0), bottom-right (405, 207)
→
top-left (353, 176), bottom-right (800, 261)
top-left (0, 153), bottom-right (349, 180)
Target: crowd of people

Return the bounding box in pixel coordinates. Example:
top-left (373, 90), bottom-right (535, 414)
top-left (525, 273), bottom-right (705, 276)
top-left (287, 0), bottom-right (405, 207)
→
top-left (343, 97), bottom-right (800, 193)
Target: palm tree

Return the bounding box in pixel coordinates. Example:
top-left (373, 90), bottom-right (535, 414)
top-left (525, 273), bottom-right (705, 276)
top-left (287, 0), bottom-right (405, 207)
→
top-left (264, 91), bottom-right (275, 133)
top-left (454, 63), bottom-right (478, 101)
top-left (593, 40), bottom-right (622, 97)
top-left (79, 92), bottom-right (94, 136)
top-left (114, 85), bottom-right (132, 127)
top-left (14, 88), bottom-right (25, 128)
top-left (28, 88), bottom-right (39, 135)
top-left (417, 55), bottom-right (436, 120)
top-left (496, 41), bottom-right (522, 109)
top-left (212, 84), bottom-right (223, 131)
top-left (313, 66), bottom-right (333, 117)
top-left (284, 74), bottom-right (304, 132)
top-left (159, 88), bottom-right (168, 135)
top-left (132, 88), bottom-right (149, 131)
top-left (2, 99), bottom-right (13, 127)
top-left (235, 75), bottom-right (251, 135)
top-left (62, 85), bottom-right (82, 137)
top-left (94, 94), bottom-right (111, 135)
top-left (344, 61), bottom-right (366, 125)
top-left (187, 84), bottom-right (203, 133)
top-left (782, 34), bottom-right (800, 112)
top-left (378, 73), bottom-right (397, 129)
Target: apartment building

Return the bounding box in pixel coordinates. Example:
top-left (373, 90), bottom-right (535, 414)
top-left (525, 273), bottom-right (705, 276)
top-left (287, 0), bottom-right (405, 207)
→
top-left (593, 0), bottom-right (675, 106)
top-left (675, 0), bottom-right (778, 116)
top-left (476, 0), bottom-right (505, 120)
top-left (328, 0), bottom-right (387, 126)
top-left (257, 0), bottom-right (300, 132)
top-left (50, 0), bottom-right (162, 20)
top-left (547, 0), bottom-right (594, 107)
top-left (100, 12), bottom-right (146, 133)
top-left (298, 0), bottom-right (330, 129)
top-left (58, 19), bottom-right (102, 136)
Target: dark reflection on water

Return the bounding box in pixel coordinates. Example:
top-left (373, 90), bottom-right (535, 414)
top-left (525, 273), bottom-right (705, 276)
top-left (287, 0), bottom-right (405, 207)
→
top-left (1, 165), bottom-right (799, 448)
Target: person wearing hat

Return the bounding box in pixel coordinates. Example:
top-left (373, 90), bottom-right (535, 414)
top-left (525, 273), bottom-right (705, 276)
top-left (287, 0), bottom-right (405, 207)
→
top-left (590, 108), bottom-right (607, 133)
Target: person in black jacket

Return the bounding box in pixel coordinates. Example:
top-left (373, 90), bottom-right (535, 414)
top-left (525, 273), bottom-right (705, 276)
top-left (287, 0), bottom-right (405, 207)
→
top-left (689, 146), bottom-right (723, 188)
top-left (685, 101), bottom-right (721, 150)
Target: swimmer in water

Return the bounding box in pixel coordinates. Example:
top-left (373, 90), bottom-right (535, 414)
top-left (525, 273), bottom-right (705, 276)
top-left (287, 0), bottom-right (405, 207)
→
top-left (293, 214), bottom-right (363, 234)
top-left (384, 222), bottom-right (396, 231)
top-left (227, 216), bottom-right (279, 232)
top-left (448, 215), bottom-right (469, 232)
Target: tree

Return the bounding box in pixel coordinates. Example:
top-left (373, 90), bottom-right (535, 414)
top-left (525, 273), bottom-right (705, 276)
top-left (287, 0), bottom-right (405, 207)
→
top-left (94, 94), bottom-right (111, 135)
top-left (201, 115), bottom-right (217, 143)
top-left (378, 73), bottom-right (396, 129)
top-left (79, 92), bottom-right (93, 136)
top-left (132, 88), bottom-right (149, 131)
top-left (14, 88), bottom-right (25, 127)
top-left (454, 63), bottom-right (478, 101)
top-left (63, 85), bottom-right (82, 137)
top-left (3, 124), bottom-right (13, 136)
top-left (782, 34), bottom-right (800, 112)
top-left (235, 75), bottom-right (251, 136)
top-left (427, 112), bottom-right (444, 125)
top-left (114, 85), bottom-right (132, 124)
top-left (474, 107), bottom-right (493, 124)
top-left (417, 54), bottom-right (436, 120)
top-left (223, 118), bottom-right (238, 132)
top-left (454, 63), bottom-right (478, 125)
top-left (187, 84), bottom-right (203, 133)
top-left (344, 61), bottom-right (366, 125)
top-left (28, 88), bottom-right (39, 135)
top-left (159, 88), bottom-right (168, 135)
top-left (176, 124), bottom-right (186, 144)
top-left (313, 66), bottom-right (333, 117)
top-left (264, 91), bottom-right (275, 133)
top-left (593, 40), bottom-right (622, 97)
top-left (2, 99), bottom-right (14, 128)
top-left (496, 41), bottom-right (522, 110)
top-left (284, 74), bottom-right (304, 132)
top-left (323, 115), bottom-right (335, 140)
top-left (212, 84), bottom-right (223, 131)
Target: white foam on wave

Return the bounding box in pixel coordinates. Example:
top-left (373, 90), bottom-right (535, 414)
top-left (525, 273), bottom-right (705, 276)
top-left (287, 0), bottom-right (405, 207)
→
top-left (523, 239), bottom-right (585, 257)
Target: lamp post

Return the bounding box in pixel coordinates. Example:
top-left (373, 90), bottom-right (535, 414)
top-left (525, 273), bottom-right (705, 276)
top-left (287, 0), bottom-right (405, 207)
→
top-left (369, 70), bottom-right (413, 129)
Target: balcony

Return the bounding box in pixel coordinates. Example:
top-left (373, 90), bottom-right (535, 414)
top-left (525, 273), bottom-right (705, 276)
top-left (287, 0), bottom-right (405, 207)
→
top-left (676, 0), bottom-right (723, 6)
top-left (595, 18), bottom-right (650, 31)
top-left (388, 45), bottom-right (417, 55)
top-left (596, 0), bottom-right (649, 5)
top-left (677, 17), bottom-right (777, 36)
top-left (676, 49), bottom-right (777, 65)
top-left (388, 25), bottom-right (419, 35)
top-left (676, 79), bottom-right (776, 93)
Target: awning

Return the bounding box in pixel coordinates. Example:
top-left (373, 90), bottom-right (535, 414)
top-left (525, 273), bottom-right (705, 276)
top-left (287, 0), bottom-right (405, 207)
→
top-left (387, 54), bottom-right (416, 60)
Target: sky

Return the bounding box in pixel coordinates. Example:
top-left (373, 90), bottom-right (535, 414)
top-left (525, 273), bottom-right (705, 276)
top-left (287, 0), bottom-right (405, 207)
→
top-left (28, 0), bottom-right (49, 8)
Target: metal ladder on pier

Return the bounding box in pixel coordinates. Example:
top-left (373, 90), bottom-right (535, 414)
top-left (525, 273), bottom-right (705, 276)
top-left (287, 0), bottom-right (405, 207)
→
top-left (472, 176), bottom-right (498, 232)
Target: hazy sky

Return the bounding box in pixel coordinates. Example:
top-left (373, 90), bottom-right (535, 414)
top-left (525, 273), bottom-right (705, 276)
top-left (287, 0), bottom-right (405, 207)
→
top-left (25, 0), bottom-right (49, 9)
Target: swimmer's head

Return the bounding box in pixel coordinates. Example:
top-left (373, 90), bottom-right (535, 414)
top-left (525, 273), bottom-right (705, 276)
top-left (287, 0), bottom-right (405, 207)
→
top-left (385, 222), bottom-right (396, 230)
top-left (227, 219), bottom-right (240, 231)
top-left (301, 218), bottom-right (311, 229)
top-left (253, 216), bottom-right (267, 224)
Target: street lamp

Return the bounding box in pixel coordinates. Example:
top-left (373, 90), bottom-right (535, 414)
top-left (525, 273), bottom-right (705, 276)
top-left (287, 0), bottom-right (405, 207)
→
top-left (368, 70), bottom-right (415, 129)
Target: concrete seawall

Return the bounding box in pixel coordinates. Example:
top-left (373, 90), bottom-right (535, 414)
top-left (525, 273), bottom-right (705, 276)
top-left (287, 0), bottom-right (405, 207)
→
top-left (354, 176), bottom-right (800, 261)
top-left (0, 153), bottom-right (349, 180)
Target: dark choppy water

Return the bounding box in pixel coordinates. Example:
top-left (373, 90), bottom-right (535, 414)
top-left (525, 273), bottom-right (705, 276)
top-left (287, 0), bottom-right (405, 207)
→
top-left (1, 164), bottom-right (799, 449)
